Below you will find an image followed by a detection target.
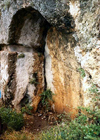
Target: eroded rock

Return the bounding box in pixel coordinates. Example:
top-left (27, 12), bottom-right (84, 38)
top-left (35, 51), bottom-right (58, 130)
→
top-left (45, 27), bottom-right (82, 116)
top-left (0, 46), bottom-right (44, 110)
top-left (0, 5), bottom-right (50, 109)
top-left (0, 0), bottom-right (99, 115)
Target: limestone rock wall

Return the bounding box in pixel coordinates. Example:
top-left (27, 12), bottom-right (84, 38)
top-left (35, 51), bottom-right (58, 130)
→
top-left (45, 28), bottom-right (82, 115)
top-left (0, 47), bottom-right (44, 110)
top-left (0, 51), bottom-right (17, 105)
top-left (0, 0), bottom-right (99, 115)
top-left (0, 4), bottom-right (49, 110)
top-left (70, 0), bottom-right (100, 108)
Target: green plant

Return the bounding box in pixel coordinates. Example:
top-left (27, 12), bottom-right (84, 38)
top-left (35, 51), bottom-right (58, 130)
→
top-left (18, 53), bottom-right (25, 59)
top-left (78, 68), bottom-right (86, 78)
top-left (21, 104), bottom-right (33, 115)
top-left (88, 83), bottom-right (100, 103)
top-left (89, 84), bottom-right (99, 95)
top-left (38, 108), bottom-right (100, 140)
top-left (38, 82), bottom-right (100, 140)
top-left (40, 89), bottom-right (54, 110)
top-left (0, 107), bottom-right (24, 131)
top-left (78, 106), bottom-right (100, 125)
top-left (57, 112), bottom-right (71, 123)
top-left (29, 78), bottom-right (38, 85)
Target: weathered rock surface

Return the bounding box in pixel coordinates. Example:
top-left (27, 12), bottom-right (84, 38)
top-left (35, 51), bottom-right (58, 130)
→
top-left (0, 0), bottom-right (99, 115)
top-left (45, 28), bottom-right (82, 115)
top-left (0, 3), bottom-right (49, 110)
top-left (75, 42), bottom-right (100, 107)
top-left (0, 46), bottom-right (44, 110)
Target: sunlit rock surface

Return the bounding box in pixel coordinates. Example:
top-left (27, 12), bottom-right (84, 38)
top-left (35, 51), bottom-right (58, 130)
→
top-left (0, 0), bottom-right (99, 115)
top-left (45, 28), bottom-right (82, 116)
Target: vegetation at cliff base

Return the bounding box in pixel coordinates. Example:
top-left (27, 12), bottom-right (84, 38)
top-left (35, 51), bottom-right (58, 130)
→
top-left (0, 106), bottom-right (100, 140)
top-left (38, 107), bottom-right (100, 140)
top-left (21, 104), bottom-right (33, 115)
top-left (0, 107), bottom-right (24, 131)
top-left (40, 89), bottom-right (54, 110)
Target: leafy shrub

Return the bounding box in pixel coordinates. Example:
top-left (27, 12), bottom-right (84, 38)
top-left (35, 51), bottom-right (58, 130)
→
top-left (78, 68), bottom-right (85, 78)
top-left (78, 107), bottom-right (100, 125)
top-left (38, 107), bottom-right (100, 140)
top-left (40, 89), bottom-right (54, 110)
top-left (21, 104), bottom-right (33, 115)
top-left (88, 83), bottom-right (100, 106)
top-left (57, 112), bottom-right (71, 123)
top-left (89, 84), bottom-right (99, 95)
top-left (88, 84), bottom-right (100, 101)
top-left (0, 107), bottom-right (24, 131)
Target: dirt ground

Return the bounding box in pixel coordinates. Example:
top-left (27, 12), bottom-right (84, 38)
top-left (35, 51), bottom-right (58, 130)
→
top-left (0, 99), bottom-right (65, 139)
top-left (23, 111), bottom-right (59, 134)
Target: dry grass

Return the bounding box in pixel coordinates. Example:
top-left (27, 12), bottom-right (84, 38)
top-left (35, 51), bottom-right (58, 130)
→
top-left (1, 130), bottom-right (34, 140)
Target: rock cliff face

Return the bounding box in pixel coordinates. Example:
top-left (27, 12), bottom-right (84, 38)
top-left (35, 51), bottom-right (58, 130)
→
top-left (0, 0), bottom-right (99, 116)
top-left (45, 28), bottom-right (82, 115)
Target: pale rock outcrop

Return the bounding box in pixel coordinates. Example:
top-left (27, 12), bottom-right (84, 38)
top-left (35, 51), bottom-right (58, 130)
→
top-left (71, 0), bottom-right (100, 108)
top-left (0, 47), bottom-right (44, 110)
top-left (45, 28), bottom-right (82, 116)
top-left (0, 4), bottom-right (48, 109)
top-left (0, 51), bottom-right (17, 105)
top-left (0, 0), bottom-right (99, 115)
top-left (74, 43), bottom-right (100, 107)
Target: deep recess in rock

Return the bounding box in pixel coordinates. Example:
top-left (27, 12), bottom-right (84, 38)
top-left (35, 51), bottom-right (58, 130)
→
top-left (1, 7), bottom-right (51, 109)
top-left (8, 6), bottom-right (51, 52)
top-left (0, 5), bottom-right (78, 113)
